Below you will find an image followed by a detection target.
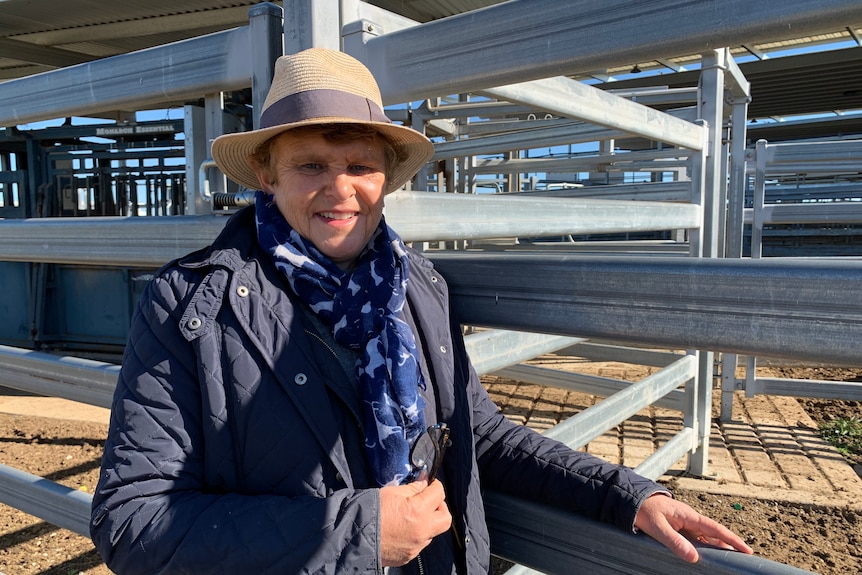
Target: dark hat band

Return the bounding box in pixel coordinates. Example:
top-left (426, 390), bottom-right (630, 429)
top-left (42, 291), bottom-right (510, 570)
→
top-left (260, 88), bottom-right (391, 129)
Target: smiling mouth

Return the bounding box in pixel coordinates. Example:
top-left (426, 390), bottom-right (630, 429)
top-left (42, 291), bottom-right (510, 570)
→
top-left (319, 211), bottom-right (357, 220)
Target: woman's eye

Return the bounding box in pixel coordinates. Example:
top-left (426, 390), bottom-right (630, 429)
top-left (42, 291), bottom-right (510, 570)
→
top-left (349, 164), bottom-right (377, 175)
top-left (298, 163), bottom-right (324, 174)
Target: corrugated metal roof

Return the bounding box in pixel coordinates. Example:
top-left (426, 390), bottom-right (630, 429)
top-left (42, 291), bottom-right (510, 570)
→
top-left (0, 2), bottom-right (273, 77)
top-left (369, 0), bottom-right (504, 22)
top-left (590, 45), bottom-right (862, 120)
top-left (0, 1), bottom-right (257, 33)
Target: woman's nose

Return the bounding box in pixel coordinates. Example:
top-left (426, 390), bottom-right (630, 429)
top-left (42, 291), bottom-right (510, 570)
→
top-left (326, 169), bottom-right (356, 200)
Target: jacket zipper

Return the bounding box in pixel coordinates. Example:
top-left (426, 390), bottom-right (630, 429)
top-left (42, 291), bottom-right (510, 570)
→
top-left (416, 552), bottom-right (425, 575)
top-left (304, 328), bottom-right (339, 360)
top-left (303, 327), bottom-right (365, 436)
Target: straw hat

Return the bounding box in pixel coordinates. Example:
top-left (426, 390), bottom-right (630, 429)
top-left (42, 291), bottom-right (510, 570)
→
top-left (211, 48), bottom-right (434, 194)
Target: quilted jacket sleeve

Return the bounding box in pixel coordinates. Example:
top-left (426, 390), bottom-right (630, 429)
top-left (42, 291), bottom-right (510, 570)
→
top-left (450, 316), bottom-right (667, 533)
top-left (90, 271), bottom-right (382, 575)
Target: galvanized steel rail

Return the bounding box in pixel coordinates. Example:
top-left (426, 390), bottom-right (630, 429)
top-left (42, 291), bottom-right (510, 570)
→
top-left (0, 463), bottom-right (92, 537)
top-left (542, 355), bottom-right (698, 449)
top-left (485, 491), bottom-right (814, 575)
top-left (0, 192), bottom-right (702, 265)
top-left (0, 345), bottom-right (117, 408)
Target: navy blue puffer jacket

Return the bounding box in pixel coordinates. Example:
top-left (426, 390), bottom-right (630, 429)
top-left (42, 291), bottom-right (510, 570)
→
top-left (91, 206), bottom-right (664, 574)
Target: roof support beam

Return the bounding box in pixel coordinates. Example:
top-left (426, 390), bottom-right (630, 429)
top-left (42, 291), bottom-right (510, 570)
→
top-left (742, 44), bottom-right (769, 60)
top-left (0, 37), bottom-right (93, 67)
top-left (656, 58), bottom-right (684, 72)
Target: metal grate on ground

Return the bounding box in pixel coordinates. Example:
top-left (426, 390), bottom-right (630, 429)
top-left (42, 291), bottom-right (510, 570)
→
top-left (483, 367), bottom-right (862, 509)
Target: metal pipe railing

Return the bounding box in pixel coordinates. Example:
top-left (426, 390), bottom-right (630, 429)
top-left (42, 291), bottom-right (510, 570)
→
top-left (543, 355), bottom-right (697, 448)
top-left (0, 463), bottom-right (92, 537)
top-left (0, 345), bottom-right (118, 408)
top-left (485, 490), bottom-right (815, 575)
top-left (431, 252), bottom-right (862, 367)
top-left (0, 193), bottom-right (702, 265)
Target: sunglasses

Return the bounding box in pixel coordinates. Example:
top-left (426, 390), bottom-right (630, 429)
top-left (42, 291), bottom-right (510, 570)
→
top-left (410, 423), bottom-right (451, 482)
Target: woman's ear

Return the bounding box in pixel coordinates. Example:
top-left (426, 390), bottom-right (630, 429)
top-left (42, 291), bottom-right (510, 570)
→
top-left (255, 170), bottom-right (272, 193)
top-left (248, 156), bottom-right (273, 193)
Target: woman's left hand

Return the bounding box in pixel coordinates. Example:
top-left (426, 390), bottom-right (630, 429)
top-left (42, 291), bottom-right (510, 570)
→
top-left (633, 493), bottom-right (754, 563)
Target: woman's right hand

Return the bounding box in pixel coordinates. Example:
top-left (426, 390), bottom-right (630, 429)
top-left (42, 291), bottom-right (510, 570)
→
top-left (379, 480), bottom-right (452, 567)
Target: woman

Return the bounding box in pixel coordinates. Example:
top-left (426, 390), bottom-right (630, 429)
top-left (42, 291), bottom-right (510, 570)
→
top-left (91, 48), bottom-right (752, 574)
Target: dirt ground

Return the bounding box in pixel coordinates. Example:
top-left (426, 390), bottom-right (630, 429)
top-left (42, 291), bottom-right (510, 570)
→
top-left (0, 366), bottom-right (860, 575)
top-left (680, 371), bottom-right (861, 575)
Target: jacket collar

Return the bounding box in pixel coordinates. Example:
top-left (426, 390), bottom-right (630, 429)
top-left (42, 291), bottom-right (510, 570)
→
top-left (178, 206), bottom-right (259, 272)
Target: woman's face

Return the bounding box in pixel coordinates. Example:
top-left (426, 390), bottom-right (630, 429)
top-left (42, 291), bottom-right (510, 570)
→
top-left (255, 131), bottom-right (388, 269)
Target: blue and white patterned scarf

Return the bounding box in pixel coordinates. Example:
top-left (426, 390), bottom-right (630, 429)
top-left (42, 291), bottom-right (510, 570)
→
top-left (254, 191), bottom-right (427, 486)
